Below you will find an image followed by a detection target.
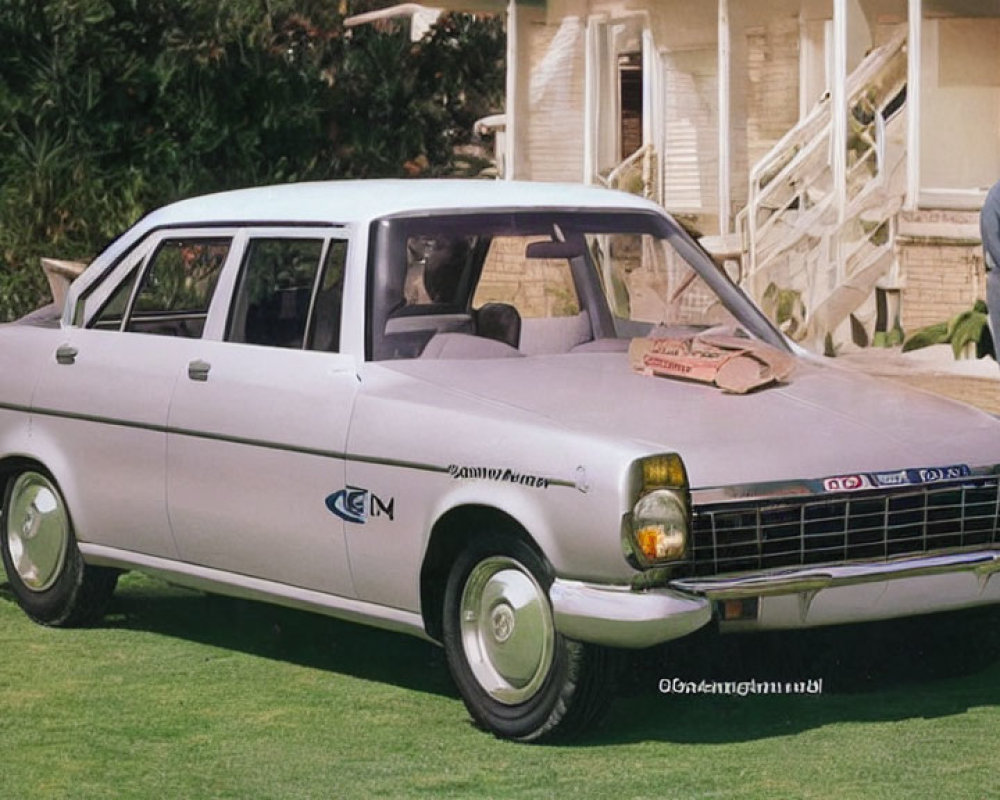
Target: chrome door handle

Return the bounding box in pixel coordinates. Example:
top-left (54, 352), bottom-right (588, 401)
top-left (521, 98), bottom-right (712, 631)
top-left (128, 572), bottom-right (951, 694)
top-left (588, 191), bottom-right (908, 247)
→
top-left (187, 359), bottom-right (211, 382)
top-left (55, 344), bottom-right (78, 365)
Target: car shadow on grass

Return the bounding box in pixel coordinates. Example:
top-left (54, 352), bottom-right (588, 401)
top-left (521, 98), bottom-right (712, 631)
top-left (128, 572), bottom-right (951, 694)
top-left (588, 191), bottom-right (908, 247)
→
top-left (93, 573), bottom-right (459, 700)
top-left (4, 572), bottom-right (1000, 745)
top-left (584, 604), bottom-right (1000, 746)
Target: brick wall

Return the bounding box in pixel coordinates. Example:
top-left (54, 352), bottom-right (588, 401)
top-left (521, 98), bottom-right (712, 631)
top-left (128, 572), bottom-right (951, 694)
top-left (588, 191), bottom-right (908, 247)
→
top-left (745, 17), bottom-right (800, 167)
top-left (898, 240), bottom-right (984, 333)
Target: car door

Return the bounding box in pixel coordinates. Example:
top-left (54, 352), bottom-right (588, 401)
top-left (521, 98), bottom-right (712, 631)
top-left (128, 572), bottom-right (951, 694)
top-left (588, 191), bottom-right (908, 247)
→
top-left (30, 231), bottom-right (237, 558)
top-left (165, 230), bottom-right (358, 597)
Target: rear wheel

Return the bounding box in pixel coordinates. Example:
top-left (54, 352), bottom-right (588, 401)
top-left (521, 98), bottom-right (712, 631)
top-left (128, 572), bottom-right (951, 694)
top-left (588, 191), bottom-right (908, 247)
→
top-left (1, 470), bottom-right (117, 626)
top-left (442, 534), bottom-right (614, 741)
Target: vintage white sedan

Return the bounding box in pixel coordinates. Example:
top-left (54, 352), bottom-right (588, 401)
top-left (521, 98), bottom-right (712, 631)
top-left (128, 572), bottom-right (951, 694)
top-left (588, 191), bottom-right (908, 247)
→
top-left (2, 180), bottom-right (1000, 741)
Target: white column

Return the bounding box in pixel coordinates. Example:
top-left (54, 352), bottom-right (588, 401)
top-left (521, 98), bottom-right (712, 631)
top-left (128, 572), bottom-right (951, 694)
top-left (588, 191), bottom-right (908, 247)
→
top-left (831, 0), bottom-right (847, 226)
top-left (798, 11), bottom-right (809, 120)
top-left (906, 0), bottom-right (922, 210)
top-left (504, 0), bottom-right (519, 181)
top-left (717, 0), bottom-right (731, 234)
top-left (642, 26), bottom-right (655, 148)
top-left (583, 17), bottom-right (598, 184)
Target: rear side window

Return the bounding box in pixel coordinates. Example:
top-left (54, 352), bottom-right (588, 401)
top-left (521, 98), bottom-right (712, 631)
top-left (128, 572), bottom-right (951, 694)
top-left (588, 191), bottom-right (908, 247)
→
top-left (124, 238), bottom-right (230, 337)
top-left (307, 240), bottom-right (347, 352)
top-left (227, 237), bottom-right (347, 352)
top-left (228, 238), bottom-right (324, 349)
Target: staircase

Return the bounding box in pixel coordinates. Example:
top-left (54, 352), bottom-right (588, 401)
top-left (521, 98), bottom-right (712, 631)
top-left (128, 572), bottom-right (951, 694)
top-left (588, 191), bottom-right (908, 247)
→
top-left (736, 29), bottom-right (908, 351)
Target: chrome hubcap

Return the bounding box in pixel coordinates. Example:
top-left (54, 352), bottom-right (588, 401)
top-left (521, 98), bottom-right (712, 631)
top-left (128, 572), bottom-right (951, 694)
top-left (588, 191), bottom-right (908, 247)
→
top-left (5, 472), bottom-right (69, 592)
top-left (459, 556), bottom-right (555, 705)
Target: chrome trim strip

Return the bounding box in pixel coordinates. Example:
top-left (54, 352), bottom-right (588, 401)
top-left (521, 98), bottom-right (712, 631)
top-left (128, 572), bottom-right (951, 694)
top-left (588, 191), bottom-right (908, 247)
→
top-left (5, 401), bottom-right (574, 486)
top-left (166, 421), bottom-right (345, 461)
top-left (671, 549), bottom-right (1000, 600)
top-left (341, 451), bottom-right (452, 474)
top-left (78, 543), bottom-right (433, 641)
top-left (549, 578), bottom-right (712, 648)
top-left (27, 404), bottom-right (167, 435)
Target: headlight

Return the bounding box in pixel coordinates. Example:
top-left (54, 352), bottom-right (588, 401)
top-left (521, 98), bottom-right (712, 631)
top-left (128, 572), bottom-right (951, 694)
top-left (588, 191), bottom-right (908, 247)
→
top-left (624, 454), bottom-right (690, 568)
top-left (633, 490), bottom-right (687, 561)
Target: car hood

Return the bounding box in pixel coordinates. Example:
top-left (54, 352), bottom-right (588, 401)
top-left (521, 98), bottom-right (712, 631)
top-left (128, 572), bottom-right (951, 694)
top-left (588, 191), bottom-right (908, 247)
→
top-left (383, 351), bottom-right (1000, 489)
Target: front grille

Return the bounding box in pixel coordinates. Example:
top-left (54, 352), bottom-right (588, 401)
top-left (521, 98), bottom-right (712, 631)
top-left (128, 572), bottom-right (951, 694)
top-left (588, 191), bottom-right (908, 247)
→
top-left (687, 477), bottom-right (1000, 577)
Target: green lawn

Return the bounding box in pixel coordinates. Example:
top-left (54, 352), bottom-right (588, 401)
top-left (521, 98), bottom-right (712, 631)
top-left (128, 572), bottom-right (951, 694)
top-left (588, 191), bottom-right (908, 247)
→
top-left (2, 569), bottom-right (999, 799)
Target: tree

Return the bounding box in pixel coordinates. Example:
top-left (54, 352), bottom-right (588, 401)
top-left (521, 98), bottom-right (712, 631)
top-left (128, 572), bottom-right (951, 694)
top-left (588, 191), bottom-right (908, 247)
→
top-left (0, 0), bottom-right (505, 320)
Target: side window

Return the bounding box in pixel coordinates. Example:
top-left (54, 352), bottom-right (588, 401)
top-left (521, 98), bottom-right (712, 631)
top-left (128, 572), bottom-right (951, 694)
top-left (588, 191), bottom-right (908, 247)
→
top-left (227, 238), bottom-right (324, 349)
top-left (307, 240), bottom-right (347, 352)
top-left (125, 238), bottom-right (230, 337)
top-left (473, 236), bottom-right (580, 318)
top-left (90, 267), bottom-right (140, 330)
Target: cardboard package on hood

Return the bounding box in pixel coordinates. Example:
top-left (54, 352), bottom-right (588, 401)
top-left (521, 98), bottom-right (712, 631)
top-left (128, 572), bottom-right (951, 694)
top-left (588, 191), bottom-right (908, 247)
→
top-left (628, 333), bottom-right (795, 394)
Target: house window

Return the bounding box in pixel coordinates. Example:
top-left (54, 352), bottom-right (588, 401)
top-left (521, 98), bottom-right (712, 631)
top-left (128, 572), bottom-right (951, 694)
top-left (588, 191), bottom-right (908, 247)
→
top-left (619, 52), bottom-right (643, 159)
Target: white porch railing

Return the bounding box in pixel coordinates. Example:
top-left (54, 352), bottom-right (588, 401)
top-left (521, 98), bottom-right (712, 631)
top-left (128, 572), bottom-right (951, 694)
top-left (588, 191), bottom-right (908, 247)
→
top-left (736, 29), bottom-right (908, 349)
top-left (597, 143), bottom-right (658, 203)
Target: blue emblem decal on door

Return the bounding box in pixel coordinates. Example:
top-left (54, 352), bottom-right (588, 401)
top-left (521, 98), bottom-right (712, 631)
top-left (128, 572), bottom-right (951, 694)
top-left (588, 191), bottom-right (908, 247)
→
top-left (325, 487), bottom-right (395, 524)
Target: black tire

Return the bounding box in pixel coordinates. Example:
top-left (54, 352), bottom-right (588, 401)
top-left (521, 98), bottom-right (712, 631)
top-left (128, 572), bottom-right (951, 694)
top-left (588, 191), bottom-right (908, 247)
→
top-left (1, 469), bottom-right (117, 627)
top-left (442, 533), bottom-right (614, 742)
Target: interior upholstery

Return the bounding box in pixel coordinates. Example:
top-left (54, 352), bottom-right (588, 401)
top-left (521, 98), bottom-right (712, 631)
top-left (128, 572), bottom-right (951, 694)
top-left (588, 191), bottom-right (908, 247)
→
top-left (475, 302), bottom-right (522, 349)
top-left (420, 332), bottom-right (523, 359)
top-left (519, 310), bottom-right (593, 355)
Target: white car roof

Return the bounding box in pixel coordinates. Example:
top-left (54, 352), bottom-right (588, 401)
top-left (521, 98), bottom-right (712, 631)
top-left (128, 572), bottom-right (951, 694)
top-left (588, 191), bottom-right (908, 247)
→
top-left (66, 179), bottom-right (666, 322)
top-left (143, 179), bottom-right (662, 228)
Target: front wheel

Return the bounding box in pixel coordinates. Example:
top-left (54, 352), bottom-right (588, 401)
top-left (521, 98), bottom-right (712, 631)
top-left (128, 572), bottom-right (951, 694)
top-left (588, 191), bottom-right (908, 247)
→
top-left (1, 469), bottom-right (117, 627)
top-left (442, 534), bottom-right (614, 741)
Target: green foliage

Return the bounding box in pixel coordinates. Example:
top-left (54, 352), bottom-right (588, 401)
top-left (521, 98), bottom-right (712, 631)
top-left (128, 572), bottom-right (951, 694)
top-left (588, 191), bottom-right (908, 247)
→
top-left (871, 326), bottom-right (904, 348)
top-left (901, 321), bottom-right (949, 352)
top-left (902, 299), bottom-right (995, 360)
top-left (948, 307), bottom-right (991, 359)
top-left (761, 282), bottom-right (806, 340)
top-left (0, 0), bottom-right (505, 320)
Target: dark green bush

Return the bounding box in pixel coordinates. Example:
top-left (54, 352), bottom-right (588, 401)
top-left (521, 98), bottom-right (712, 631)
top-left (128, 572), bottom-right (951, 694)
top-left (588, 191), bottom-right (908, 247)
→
top-left (0, 0), bottom-right (504, 320)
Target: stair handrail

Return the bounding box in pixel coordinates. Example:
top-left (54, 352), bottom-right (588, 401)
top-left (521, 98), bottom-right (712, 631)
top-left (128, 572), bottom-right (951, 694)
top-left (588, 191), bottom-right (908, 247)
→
top-left (741, 28), bottom-right (908, 261)
top-left (597, 143), bottom-right (655, 198)
top-left (736, 28), bottom-right (908, 347)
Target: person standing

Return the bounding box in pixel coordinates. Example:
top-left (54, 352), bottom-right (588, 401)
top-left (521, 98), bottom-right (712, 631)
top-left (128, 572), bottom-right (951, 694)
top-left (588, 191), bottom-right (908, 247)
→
top-left (980, 179), bottom-right (1000, 359)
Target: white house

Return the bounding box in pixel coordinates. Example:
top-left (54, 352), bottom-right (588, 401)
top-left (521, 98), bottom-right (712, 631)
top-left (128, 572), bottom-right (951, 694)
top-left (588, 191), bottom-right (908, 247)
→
top-left (352, 1), bottom-right (1000, 353)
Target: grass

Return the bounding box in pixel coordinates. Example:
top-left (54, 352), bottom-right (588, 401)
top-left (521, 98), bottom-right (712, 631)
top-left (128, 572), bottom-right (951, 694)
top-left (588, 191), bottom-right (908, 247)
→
top-left (2, 569), bottom-right (1000, 799)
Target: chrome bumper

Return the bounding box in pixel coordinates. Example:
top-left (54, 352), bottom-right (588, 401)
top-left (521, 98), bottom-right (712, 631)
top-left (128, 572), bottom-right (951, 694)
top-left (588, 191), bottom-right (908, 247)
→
top-left (550, 550), bottom-right (1000, 647)
top-left (549, 579), bottom-right (712, 648)
top-left (672, 549), bottom-right (1000, 631)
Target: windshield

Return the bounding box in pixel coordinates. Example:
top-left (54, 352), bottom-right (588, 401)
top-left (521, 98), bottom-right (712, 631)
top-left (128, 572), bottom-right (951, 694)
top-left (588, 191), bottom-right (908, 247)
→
top-left (367, 210), bottom-right (785, 361)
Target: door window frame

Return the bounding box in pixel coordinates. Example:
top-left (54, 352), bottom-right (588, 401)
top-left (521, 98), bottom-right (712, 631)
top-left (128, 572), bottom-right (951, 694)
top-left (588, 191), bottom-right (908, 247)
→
top-left (80, 227), bottom-right (240, 336)
top-left (76, 225), bottom-right (351, 349)
top-left (221, 227), bottom-right (350, 352)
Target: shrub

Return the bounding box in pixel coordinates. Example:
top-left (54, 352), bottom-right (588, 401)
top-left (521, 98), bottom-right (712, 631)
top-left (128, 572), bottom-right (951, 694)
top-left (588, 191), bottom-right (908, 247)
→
top-left (0, 0), bottom-right (505, 320)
